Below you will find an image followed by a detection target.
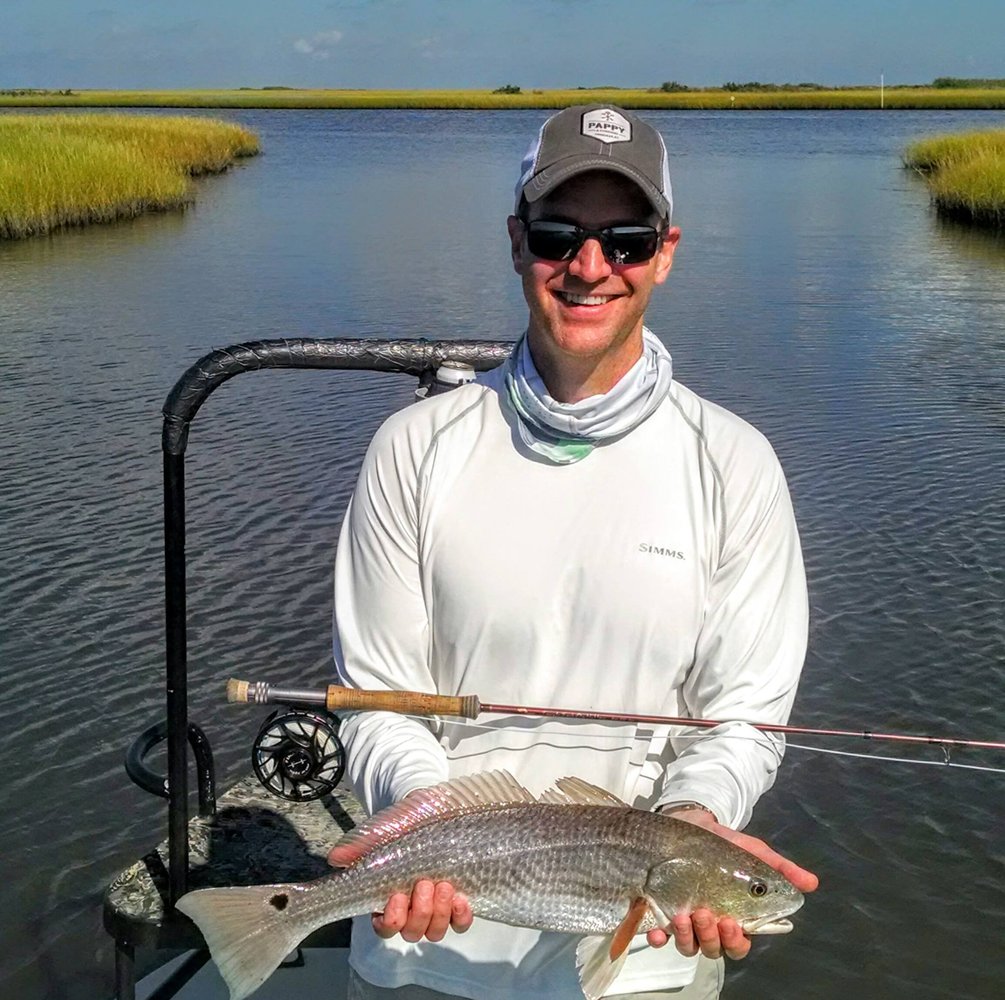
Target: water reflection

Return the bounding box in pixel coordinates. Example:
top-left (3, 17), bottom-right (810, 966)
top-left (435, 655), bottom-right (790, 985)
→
top-left (933, 212), bottom-right (1005, 265)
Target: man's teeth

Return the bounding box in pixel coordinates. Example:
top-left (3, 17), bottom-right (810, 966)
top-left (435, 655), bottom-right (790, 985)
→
top-left (559, 291), bottom-right (613, 306)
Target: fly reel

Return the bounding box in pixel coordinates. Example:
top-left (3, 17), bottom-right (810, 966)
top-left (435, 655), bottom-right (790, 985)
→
top-left (251, 709), bottom-right (345, 801)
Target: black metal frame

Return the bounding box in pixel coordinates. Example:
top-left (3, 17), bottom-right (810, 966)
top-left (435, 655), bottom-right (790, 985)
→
top-left (155, 337), bottom-right (512, 903)
top-left (111, 337), bottom-right (511, 999)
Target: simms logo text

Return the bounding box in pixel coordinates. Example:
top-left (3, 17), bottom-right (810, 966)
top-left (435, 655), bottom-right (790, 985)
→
top-left (638, 543), bottom-right (684, 559)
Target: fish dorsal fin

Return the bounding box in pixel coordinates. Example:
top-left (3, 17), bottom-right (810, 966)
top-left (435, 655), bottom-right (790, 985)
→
top-left (539, 776), bottom-right (629, 807)
top-left (330, 770), bottom-right (534, 867)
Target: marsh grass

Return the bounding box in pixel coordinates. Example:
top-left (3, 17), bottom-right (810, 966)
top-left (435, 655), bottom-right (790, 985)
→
top-left (3, 86), bottom-right (1005, 110)
top-left (0, 114), bottom-right (259, 239)
top-left (904, 130), bottom-right (1005, 228)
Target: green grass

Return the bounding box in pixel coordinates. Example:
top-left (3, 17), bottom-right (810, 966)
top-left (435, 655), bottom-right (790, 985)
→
top-left (0, 113), bottom-right (259, 239)
top-left (3, 86), bottom-right (1005, 110)
top-left (904, 130), bottom-right (1005, 228)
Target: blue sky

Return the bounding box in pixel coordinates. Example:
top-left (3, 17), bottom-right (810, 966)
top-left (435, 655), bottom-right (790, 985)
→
top-left (4, 0), bottom-right (1004, 90)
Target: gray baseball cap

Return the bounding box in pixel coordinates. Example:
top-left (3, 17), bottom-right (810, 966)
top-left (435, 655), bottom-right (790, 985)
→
top-left (514, 104), bottom-right (673, 221)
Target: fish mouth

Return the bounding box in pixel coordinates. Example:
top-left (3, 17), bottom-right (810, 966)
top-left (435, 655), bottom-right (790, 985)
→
top-left (739, 915), bottom-right (794, 935)
top-left (739, 899), bottom-right (803, 935)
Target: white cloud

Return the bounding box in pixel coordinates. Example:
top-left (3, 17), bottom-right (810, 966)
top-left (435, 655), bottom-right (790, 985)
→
top-left (293, 29), bottom-right (343, 59)
top-left (412, 36), bottom-right (444, 60)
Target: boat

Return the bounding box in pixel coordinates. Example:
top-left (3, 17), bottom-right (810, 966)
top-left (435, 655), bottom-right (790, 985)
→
top-left (104, 337), bottom-right (513, 999)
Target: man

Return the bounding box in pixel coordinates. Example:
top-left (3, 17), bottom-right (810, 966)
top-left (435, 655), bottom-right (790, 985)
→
top-left (332, 104), bottom-right (818, 999)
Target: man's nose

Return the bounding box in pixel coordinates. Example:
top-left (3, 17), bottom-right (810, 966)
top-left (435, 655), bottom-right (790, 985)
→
top-left (567, 237), bottom-right (612, 282)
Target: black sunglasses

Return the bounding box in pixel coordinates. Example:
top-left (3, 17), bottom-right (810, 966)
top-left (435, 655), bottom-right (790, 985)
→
top-left (524, 220), bottom-right (664, 266)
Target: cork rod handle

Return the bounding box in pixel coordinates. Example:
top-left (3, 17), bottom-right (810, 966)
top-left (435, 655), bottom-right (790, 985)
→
top-left (324, 687), bottom-right (481, 719)
top-left (226, 678), bottom-right (481, 720)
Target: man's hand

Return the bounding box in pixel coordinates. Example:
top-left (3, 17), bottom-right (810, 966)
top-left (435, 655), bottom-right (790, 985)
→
top-left (327, 843), bottom-right (474, 944)
top-left (647, 807), bottom-right (819, 961)
top-left (370, 880), bottom-right (473, 942)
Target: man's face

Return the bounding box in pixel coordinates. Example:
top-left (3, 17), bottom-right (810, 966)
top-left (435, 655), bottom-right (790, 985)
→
top-left (507, 171), bottom-right (680, 385)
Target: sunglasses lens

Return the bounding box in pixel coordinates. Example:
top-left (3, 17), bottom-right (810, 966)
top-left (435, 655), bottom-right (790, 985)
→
top-left (526, 222), bottom-right (660, 264)
top-left (525, 222), bottom-right (582, 261)
top-left (603, 227), bottom-right (660, 265)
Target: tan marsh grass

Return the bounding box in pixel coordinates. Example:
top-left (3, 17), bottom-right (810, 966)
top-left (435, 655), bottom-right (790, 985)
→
top-left (2, 87), bottom-right (1005, 110)
top-left (0, 114), bottom-right (259, 239)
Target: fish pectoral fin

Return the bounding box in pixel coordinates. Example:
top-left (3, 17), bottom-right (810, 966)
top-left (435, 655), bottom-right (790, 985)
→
top-left (576, 898), bottom-right (650, 1000)
top-left (610, 897), bottom-right (650, 960)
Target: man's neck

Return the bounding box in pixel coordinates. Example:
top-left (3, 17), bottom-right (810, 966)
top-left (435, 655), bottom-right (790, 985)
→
top-left (527, 333), bottom-right (645, 403)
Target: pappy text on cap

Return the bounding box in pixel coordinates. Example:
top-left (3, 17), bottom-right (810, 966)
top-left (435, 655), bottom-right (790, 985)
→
top-left (581, 108), bottom-right (632, 144)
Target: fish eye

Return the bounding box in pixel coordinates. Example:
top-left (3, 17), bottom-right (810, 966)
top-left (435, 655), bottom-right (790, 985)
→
top-left (750, 880), bottom-right (769, 897)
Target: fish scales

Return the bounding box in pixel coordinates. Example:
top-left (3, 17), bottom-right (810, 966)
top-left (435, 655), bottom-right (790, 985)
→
top-left (314, 804), bottom-right (666, 935)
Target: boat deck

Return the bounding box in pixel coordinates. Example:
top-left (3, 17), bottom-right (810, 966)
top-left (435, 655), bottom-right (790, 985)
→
top-left (135, 947), bottom-right (352, 999)
top-left (105, 775), bottom-right (367, 997)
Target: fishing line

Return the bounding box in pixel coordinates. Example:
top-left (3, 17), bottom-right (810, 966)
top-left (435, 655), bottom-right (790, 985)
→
top-left (404, 714), bottom-right (1005, 773)
top-left (784, 742), bottom-right (1005, 774)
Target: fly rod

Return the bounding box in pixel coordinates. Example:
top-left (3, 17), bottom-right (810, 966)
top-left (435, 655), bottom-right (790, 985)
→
top-left (226, 678), bottom-right (1005, 752)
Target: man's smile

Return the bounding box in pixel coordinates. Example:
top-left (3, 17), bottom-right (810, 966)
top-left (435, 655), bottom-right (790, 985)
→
top-left (554, 289), bottom-right (622, 307)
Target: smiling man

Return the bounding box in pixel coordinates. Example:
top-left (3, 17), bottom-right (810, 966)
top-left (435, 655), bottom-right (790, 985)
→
top-left (510, 169), bottom-right (677, 402)
top-left (333, 105), bottom-right (817, 1000)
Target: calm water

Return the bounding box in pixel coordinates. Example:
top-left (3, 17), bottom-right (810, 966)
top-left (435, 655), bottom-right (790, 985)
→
top-left (1, 109), bottom-right (1003, 1000)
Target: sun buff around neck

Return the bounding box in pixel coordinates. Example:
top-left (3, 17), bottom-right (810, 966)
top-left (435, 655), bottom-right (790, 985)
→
top-left (504, 328), bottom-right (674, 464)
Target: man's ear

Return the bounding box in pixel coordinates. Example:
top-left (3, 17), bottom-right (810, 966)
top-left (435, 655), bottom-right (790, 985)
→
top-left (652, 226), bottom-right (681, 286)
top-left (506, 215), bottom-right (525, 275)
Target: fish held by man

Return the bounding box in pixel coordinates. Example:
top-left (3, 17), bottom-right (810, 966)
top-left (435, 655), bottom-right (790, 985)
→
top-left (177, 771), bottom-right (804, 1000)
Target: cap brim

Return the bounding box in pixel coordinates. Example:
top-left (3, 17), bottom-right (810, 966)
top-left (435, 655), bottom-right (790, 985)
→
top-left (522, 156), bottom-right (670, 219)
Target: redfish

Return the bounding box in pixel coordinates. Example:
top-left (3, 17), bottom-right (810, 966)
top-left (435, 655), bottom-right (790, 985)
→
top-left (177, 770), bottom-right (803, 999)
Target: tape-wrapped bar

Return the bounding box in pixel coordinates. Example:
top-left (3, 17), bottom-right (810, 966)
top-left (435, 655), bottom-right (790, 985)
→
top-left (162, 337), bottom-right (511, 905)
top-left (162, 337), bottom-right (513, 455)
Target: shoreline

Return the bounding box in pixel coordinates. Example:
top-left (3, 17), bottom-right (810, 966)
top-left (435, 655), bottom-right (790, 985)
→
top-left (0, 113), bottom-right (259, 239)
top-left (3, 87), bottom-right (1005, 111)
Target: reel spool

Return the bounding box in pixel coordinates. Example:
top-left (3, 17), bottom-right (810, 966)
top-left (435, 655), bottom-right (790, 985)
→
top-left (251, 709), bottom-right (345, 801)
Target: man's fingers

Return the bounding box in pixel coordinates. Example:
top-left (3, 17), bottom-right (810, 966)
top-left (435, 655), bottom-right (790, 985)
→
top-left (670, 913), bottom-right (698, 957)
top-left (450, 893), bottom-right (474, 933)
top-left (717, 917), bottom-right (751, 961)
top-left (774, 858), bottom-right (819, 892)
top-left (715, 827), bottom-right (820, 893)
top-left (423, 881), bottom-right (456, 942)
top-left (399, 880), bottom-right (436, 942)
top-left (691, 908), bottom-right (721, 959)
top-left (373, 882), bottom-right (472, 943)
top-left (372, 892), bottom-right (410, 939)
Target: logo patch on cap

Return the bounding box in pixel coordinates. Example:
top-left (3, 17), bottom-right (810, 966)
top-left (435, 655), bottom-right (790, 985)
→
top-left (581, 108), bottom-right (632, 144)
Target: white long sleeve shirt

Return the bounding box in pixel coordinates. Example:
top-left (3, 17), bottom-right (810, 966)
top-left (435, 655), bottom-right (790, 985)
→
top-left (333, 361), bottom-right (808, 998)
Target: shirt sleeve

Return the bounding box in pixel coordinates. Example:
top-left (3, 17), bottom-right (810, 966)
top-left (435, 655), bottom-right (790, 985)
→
top-left (654, 434), bottom-right (809, 831)
top-left (332, 414), bottom-right (449, 816)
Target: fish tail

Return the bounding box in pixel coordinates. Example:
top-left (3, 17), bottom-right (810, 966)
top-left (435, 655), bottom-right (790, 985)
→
top-left (176, 884), bottom-right (319, 1000)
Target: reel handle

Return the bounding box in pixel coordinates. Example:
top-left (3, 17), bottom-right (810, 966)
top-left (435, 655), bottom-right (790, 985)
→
top-left (227, 678), bottom-right (482, 720)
